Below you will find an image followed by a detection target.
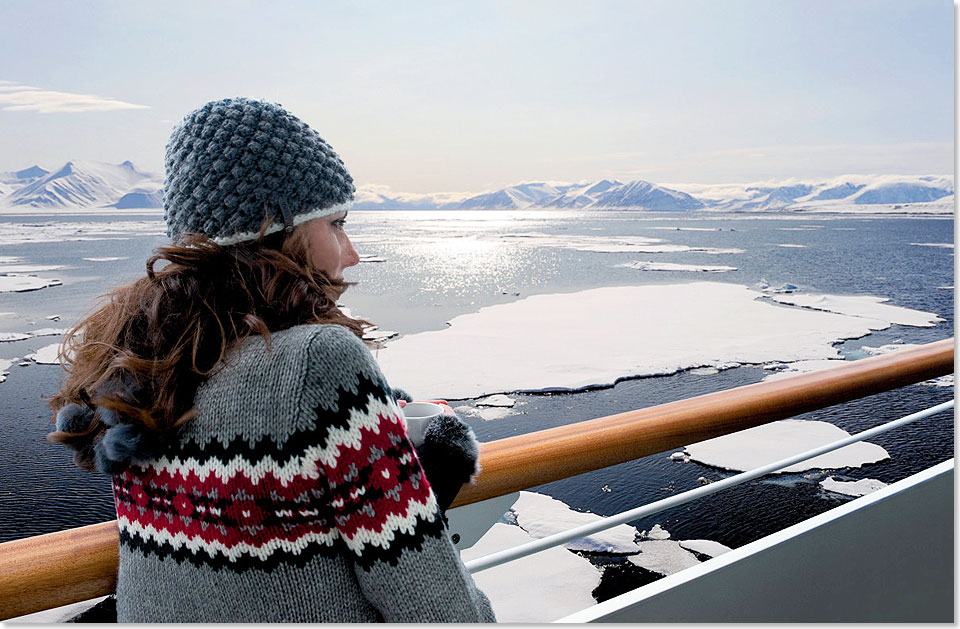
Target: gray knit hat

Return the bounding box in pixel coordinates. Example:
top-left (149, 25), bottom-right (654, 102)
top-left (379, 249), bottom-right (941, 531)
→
top-left (163, 97), bottom-right (354, 245)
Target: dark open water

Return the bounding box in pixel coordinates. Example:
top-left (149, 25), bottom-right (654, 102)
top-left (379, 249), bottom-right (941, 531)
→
top-left (0, 210), bottom-right (953, 596)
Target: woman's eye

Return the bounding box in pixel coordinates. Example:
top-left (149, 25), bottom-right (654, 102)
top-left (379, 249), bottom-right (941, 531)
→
top-left (332, 219), bottom-right (346, 229)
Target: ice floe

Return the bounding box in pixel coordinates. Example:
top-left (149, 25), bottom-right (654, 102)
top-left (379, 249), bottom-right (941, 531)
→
top-left (25, 342), bottom-right (61, 364)
top-left (761, 359), bottom-right (847, 381)
top-left (498, 233), bottom-right (744, 254)
top-left (0, 332), bottom-right (31, 342)
top-left (0, 221), bottom-right (164, 246)
top-left (0, 357), bottom-right (16, 383)
top-left (0, 264), bottom-right (65, 273)
top-left (460, 522), bottom-right (600, 623)
top-left (908, 242), bottom-right (954, 249)
top-left (0, 274), bottom-right (62, 293)
top-left (619, 261), bottom-right (737, 273)
top-left (82, 257), bottom-right (128, 262)
top-left (776, 244), bottom-right (806, 248)
top-left (512, 491), bottom-right (640, 553)
top-left (683, 419), bottom-right (889, 473)
top-left (766, 293), bottom-right (942, 327)
top-left (454, 405), bottom-right (514, 421)
top-left (820, 476), bottom-right (888, 497)
top-left (375, 282), bottom-right (942, 399)
top-left (628, 537), bottom-right (700, 576)
top-left (27, 328), bottom-right (66, 337)
top-left (476, 394), bottom-right (516, 407)
top-left (678, 539), bottom-right (732, 558)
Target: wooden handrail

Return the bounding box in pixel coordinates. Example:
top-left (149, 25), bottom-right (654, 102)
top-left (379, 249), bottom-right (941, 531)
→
top-left (0, 338), bottom-right (953, 620)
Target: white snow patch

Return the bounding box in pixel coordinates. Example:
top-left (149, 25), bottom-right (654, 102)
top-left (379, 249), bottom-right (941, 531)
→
top-left (820, 476), bottom-right (888, 497)
top-left (0, 275), bottom-right (62, 293)
top-left (25, 342), bottom-right (62, 364)
top-left (376, 282), bottom-right (937, 399)
top-left (620, 260), bottom-right (737, 273)
top-left (684, 419), bottom-right (889, 473)
top-left (678, 539), bottom-right (732, 558)
top-left (459, 523), bottom-right (600, 623)
top-left (766, 293), bottom-right (942, 327)
top-left (512, 491), bottom-right (640, 553)
top-left (476, 394), bottom-right (516, 407)
top-left (82, 256), bottom-right (128, 262)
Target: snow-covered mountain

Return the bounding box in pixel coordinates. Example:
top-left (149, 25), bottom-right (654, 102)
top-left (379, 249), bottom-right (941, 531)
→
top-left (675, 175), bottom-right (954, 212)
top-left (0, 161), bottom-right (952, 213)
top-left (0, 161), bottom-right (162, 209)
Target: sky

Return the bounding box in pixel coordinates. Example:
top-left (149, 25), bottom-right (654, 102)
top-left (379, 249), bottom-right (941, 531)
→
top-left (0, 0), bottom-right (953, 194)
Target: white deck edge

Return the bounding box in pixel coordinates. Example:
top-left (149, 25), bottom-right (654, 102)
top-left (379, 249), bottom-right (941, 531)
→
top-left (555, 458), bottom-right (955, 623)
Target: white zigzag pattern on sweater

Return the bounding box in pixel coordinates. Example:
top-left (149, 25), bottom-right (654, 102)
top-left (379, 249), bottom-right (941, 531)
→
top-left (118, 514), bottom-right (339, 562)
top-left (339, 493), bottom-right (441, 556)
top-left (139, 394), bottom-right (404, 486)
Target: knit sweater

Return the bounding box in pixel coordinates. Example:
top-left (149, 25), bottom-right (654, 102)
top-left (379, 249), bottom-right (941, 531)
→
top-left (111, 324), bottom-right (496, 622)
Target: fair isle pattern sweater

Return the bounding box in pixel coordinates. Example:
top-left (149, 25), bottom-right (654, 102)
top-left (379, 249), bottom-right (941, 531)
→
top-left (111, 324), bottom-right (495, 622)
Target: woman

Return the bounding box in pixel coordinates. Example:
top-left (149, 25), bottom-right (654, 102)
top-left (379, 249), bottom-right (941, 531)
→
top-left (47, 97), bottom-right (496, 623)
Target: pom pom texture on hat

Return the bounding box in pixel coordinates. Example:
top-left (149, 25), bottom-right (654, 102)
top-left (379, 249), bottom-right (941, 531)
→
top-left (163, 97), bottom-right (355, 245)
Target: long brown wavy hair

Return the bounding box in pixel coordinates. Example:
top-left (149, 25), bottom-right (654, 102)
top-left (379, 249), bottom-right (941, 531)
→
top-left (47, 224), bottom-right (369, 470)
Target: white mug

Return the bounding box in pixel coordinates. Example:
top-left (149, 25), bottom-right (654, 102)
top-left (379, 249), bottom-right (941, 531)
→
top-left (402, 402), bottom-right (443, 446)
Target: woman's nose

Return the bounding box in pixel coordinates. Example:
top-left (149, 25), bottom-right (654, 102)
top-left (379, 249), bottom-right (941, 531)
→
top-left (344, 235), bottom-right (361, 268)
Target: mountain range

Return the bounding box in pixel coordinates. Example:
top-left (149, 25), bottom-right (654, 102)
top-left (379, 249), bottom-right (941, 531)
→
top-left (0, 160), bottom-right (953, 213)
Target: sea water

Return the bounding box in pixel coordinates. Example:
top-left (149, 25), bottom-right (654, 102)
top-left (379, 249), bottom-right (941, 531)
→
top-left (0, 210), bottom-right (953, 598)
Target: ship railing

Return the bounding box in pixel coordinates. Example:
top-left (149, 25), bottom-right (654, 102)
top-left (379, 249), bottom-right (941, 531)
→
top-left (0, 338), bottom-right (953, 621)
top-left (464, 399), bottom-right (954, 575)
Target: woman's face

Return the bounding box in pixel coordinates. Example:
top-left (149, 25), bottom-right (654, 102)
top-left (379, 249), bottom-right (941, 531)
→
top-left (297, 210), bottom-right (360, 281)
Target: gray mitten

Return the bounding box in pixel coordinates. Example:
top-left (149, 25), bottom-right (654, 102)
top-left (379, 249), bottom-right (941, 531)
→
top-left (414, 410), bottom-right (481, 515)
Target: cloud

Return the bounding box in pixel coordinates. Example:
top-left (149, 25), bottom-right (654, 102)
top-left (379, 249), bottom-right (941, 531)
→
top-left (0, 81), bottom-right (149, 113)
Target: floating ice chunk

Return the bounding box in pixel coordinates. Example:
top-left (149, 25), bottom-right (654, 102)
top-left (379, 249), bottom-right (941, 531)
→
top-left (628, 540), bottom-right (700, 576)
top-left (909, 242), bottom-right (954, 249)
top-left (376, 282), bottom-right (936, 399)
top-left (0, 332), bottom-right (31, 342)
top-left (689, 367), bottom-right (719, 375)
top-left (776, 244), bottom-right (806, 248)
top-left (0, 275), bottom-right (62, 293)
top-left (358, 254), bottom-right (386, 263)
top-left (0, 264), bottom-right (65, 273)
top-left (476, 394), bottom-right (515, 407)
top-left (669, 452), bottom-right (688, 462)
top-left (45, 314), bottom-right (61, 321)
top-left (684, 419), bottom-right (889, 473)
top-left (620, 261), bottom-right (737, 273)
top-left (642, 524), bottom-right (670, 540)
top-left (28, 328), bottom-right (66, 337)
top-left (679, 539), bottom-right (732, 558)
top-left (454, 405), bottom-right (513, 421)
top-left (861, 343), bottom-right (917, 355)
top-left (766, 293), bottom-right (942, 327)
top-left (761, 359), bottom-right (847, 381)
top-left (0, 357), bottom-right (16, 383)
top-left (0, 257), bottom-right (20, 264)
top-left (649, 227), bottom-right (720, 232)
top-left (82, 257), bottom-right (128, 262)
top-left (820, 476), bottom-right (888, 497)
top-left (25, 343), bottom-right (61, 364)
top-left (362, 328), bottom-right (398, 342)
top-left (459, 523), bottom-right (600, 623)
top-left (512, 491), bottom-right (640, 553)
